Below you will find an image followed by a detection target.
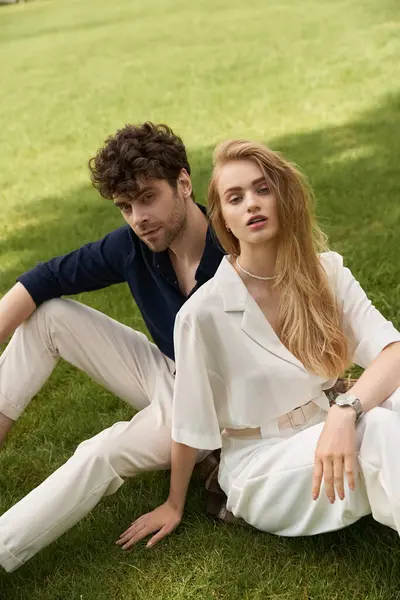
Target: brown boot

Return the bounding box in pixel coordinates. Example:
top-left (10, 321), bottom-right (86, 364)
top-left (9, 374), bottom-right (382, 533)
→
top-left (193, 449), bottom-right (221, 483)
top-left (0, 413), bottom-right (14, 448)
top-left (204, 464), bottom-right (249, 526)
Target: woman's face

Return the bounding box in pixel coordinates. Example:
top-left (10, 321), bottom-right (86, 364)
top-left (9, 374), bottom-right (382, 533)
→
top-left (217, 159), bottom-right (279, 249)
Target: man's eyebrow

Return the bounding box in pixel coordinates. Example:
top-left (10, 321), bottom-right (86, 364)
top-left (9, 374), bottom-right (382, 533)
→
top-left (223, 176), bottom-right (267, 196)
top-left (113, 186), bottom-right (155, 206)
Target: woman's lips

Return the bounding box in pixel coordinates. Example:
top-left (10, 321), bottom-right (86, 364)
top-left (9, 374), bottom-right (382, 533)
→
top-left (247, 218), bottom-right (268, 230)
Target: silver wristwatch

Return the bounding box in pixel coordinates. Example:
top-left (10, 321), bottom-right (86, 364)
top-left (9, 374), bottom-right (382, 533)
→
top-left (333, 394), bottom-right (363, 421)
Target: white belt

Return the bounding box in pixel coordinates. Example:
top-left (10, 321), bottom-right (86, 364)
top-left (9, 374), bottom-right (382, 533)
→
top-left (224, 400), bottom-right (321, 439)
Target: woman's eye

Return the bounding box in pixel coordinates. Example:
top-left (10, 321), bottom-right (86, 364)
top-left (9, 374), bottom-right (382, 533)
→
top-left (229, 196), bottom-right (242, 204)
top-left (258, 186), bottom-right (270, 194)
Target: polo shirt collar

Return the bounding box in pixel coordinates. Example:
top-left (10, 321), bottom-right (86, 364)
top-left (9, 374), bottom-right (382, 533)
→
top-left (151, 203), bottom-right (225, 284)
top-left (195, 204), bottom-right (225, 281)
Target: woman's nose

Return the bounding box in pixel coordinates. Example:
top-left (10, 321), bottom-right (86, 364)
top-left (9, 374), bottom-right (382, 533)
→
top-left (246, 193), bottom-right (260, 212)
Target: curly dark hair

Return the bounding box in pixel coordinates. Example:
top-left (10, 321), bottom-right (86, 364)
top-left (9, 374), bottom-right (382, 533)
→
top-left (88, 122), bottom-right (193, 200)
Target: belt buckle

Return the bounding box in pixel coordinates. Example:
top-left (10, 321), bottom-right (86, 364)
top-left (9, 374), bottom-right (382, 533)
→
top-left (287, 405), bottom-right (307, 429)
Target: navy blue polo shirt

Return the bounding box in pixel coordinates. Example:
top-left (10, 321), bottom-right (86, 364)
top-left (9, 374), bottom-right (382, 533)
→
top-left (17, 206), bottom-right (225, 361)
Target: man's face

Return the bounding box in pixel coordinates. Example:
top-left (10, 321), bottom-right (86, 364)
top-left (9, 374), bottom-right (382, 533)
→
top-left (114, 175), bottom-right (190, 252)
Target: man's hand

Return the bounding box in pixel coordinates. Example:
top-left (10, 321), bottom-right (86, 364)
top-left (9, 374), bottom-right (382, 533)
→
top-left (116, 501), bottom-right (183, 551)
top-left (312, 404), bottom-right (357, 503)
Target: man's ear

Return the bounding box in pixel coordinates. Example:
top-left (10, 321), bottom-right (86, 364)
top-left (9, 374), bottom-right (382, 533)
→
top-left (178, 168), bottom-right (193, 199)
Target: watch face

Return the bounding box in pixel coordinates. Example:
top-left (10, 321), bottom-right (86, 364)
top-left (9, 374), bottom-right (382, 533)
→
top-left (336, 395), bottom-right (362, 419)
top-left (337, 398), bottom-right (349, 406)
top-left (338, 395), bottom-right (355, 406)
top-left (347, 398), bottom-right (357, 407)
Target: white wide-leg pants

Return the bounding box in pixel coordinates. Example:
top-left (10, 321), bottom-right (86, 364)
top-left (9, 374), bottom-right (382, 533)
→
top-left (0, 299), bottom-right (205, 572)
top-left (219, 389), bottom-right (400, 537)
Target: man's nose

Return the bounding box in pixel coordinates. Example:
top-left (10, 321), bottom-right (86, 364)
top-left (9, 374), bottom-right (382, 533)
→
top-left (130, 208), bottom-right (148, 228)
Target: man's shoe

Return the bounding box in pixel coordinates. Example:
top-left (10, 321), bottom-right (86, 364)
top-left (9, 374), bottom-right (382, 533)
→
top-left (193, 449), bottom-right (221, 483)
top-left (204, 465), bottom-right (248, 526)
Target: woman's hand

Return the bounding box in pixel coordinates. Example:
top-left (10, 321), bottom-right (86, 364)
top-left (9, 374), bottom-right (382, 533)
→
top-left (312, 404), bottom-right (357, 503)
top-left (116, 501), bottom-right (183, 551)
top-left (116, 442), bottom-right (197, 551)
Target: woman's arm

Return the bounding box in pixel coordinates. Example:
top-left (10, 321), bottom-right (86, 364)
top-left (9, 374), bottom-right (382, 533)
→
top-left (313, 253), bottom-right (400, 503)
top-left (313, 342), bottom-right (400, 503)
top-left (168, 441), bottom-right (198, 513)
top-left (116, 443), bottom-right (198, 551)
top-left (117, 309), bottom-right (222, 550)
top-left (346, 341), bottom-right (400, 411)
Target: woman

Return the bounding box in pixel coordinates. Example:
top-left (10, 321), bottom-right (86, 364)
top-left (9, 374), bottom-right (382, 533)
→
top-left (117, 140), bottom-right (400, 550)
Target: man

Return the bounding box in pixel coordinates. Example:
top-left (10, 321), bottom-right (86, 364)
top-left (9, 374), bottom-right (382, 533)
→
top-left (0, 122), bottom-right (224, 572)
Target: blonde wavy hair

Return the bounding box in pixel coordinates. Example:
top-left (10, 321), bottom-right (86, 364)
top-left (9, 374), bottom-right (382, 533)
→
top-left (208, 139), bottom-right (349, 378)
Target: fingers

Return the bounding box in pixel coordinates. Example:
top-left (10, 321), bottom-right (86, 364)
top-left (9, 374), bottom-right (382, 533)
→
top-left (313, 455), bottom-right (338, 503)
top-left (116, 514), bottom-right (155, 550)
top-left (147, 525), bottom-right (174, 548)
top-left (332, 453), bottom-right (357, 501)
top-left (333, 456), bottom-right (344, 501)
top-left (116, 515), bottom-right (144, 545)
top-left (312, 459), bottom-right (323, 500)
top-left (313, 454), bottom-right (356, 503)
top-left (323, 459), bottom-right (335, 504)
top-left (116, 507), bottom-right (181, 551)
top-left (118, 524), bottom-right (154, 551)
top-left (344, 454), bottom-right (356, 492)
top-left (116, 520), bottom-right (150, 551)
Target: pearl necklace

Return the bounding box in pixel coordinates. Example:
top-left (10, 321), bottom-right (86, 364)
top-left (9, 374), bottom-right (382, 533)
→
top-left (236, 257), bottom-right (277, 281)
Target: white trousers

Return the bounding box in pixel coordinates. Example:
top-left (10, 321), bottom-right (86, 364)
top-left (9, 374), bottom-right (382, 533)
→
top-left (219, 388), bottom-right (400, 536)
top-left (0, 299), bottom-right (206, 572)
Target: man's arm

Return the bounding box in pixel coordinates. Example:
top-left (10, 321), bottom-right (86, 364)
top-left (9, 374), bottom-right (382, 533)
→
top-left (17, 226), bottom-right (132, 308)
top-left (0, 283), bottom-right (36, 345)
top-left (1, 226), bottom-right (134, 345)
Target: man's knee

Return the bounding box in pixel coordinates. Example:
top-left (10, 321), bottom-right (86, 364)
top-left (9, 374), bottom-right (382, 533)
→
top-left (35, 298), bottom-right (76, 324)
top-left (73, 425), bottom-right (172, 477)
top-left (20, 298), bottom-right (72, 336)
top-left (74, 433), bottom-right (123, 469)
top-left (25, 299), bottom-right (84, 351)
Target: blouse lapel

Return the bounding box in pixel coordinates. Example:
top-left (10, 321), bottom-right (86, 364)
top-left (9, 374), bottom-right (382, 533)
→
top-left (241, 294), bottom-right (306, 371)
top-left (216, 256), bottom-right (306, 372)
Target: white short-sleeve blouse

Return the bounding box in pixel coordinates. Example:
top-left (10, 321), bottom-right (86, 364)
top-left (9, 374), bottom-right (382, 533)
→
top-left (171, 252), bottom-right (400, 450)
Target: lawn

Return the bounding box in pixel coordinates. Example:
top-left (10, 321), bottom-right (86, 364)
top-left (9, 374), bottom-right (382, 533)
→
top-left (0, 0), bottom-right (400, 598)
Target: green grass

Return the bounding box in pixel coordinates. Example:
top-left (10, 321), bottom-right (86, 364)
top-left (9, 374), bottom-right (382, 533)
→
top-left (0, 0), bottom-right (400, 597)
